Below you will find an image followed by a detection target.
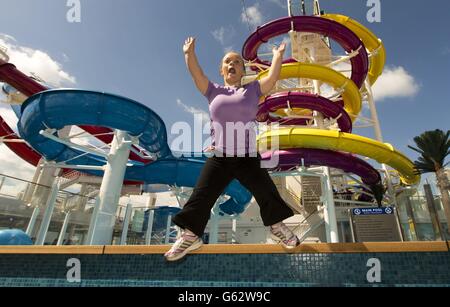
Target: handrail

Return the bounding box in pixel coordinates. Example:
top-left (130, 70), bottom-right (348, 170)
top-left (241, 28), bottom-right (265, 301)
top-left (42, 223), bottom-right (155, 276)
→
top-left (0, 173), bottom-right (96, 200)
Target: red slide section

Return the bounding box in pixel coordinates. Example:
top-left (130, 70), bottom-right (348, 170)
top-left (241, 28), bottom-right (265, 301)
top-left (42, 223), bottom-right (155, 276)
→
top-left (0, 115), bottom-right (41, 166)
top-left (0, 59), bottom-right (150, 167)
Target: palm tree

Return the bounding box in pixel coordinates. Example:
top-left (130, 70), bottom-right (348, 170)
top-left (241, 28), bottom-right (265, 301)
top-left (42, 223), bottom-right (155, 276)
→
top-left (408, 129), bottom-right (450, 236)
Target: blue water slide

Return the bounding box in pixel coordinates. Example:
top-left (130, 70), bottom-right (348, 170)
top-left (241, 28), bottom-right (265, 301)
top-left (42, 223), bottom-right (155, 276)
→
top-left (18, 89), bottom-right (252, 215)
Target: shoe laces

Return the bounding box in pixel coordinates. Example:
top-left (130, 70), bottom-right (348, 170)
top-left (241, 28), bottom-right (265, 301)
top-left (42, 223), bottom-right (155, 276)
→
top-left (169, 232), bottom-right (198, 253)
top-left (271, 223), bottom-right (295, 241)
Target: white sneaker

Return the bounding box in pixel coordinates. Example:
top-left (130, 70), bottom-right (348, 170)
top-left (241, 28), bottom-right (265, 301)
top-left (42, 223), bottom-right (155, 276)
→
top-left (164, 231), bottom-right (203, 262)
top-left (270, 222), bottom-right (300, 250)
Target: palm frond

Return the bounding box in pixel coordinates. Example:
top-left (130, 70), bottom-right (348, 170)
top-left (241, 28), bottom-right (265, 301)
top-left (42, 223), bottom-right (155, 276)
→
top-left (409, 129), bottom-right (450, 175)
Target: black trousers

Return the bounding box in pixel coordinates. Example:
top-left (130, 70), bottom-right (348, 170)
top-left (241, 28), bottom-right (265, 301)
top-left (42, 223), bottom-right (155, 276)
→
top-left (172, 154), bottom-right (294, 237)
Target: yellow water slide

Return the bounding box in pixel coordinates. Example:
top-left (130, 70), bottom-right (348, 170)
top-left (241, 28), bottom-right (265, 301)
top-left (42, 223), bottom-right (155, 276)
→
top-left (255, 14), bottom-right (419, 185)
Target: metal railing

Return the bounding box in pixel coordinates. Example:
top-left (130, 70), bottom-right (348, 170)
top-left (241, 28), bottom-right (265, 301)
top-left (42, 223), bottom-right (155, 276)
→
top-left (0, 173), bottom-right (97, 245)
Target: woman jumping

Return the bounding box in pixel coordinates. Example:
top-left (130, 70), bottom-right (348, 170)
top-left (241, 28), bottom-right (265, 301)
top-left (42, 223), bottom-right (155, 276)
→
top-left (164, 37), bottom-right (300, 261)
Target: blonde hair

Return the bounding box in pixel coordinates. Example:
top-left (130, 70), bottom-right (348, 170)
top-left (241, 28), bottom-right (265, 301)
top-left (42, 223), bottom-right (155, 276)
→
top-left (220, 51), bottom-right (246, 73)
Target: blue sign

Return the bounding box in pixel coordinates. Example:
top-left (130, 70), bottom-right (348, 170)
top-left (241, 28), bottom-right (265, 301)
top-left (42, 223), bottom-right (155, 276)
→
top-left (352, 207), bottom-right (394, 216)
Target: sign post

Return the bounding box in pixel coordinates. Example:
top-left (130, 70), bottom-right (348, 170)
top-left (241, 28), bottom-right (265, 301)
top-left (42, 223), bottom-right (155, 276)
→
top-left (350, 207), bottom-right (403, 242)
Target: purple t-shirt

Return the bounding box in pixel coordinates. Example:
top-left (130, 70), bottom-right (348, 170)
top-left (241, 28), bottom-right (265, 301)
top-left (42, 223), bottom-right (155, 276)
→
top-left (204, 80), bottom-right (262, 156)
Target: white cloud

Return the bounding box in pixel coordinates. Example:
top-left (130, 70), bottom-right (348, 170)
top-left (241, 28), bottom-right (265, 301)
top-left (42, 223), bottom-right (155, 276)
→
top-left (0, 89), bottom-right (35, 185)
top-left (0, 33), bottom-right (76, 87)
top-left (331, 62), bottom-right (352, 79)
top-left (224, 46), bottom-right (236, 54)
top-left (0, 104), bottom-right (35, 184)
top-left (262, 35), bottom-right (292, 53)
top-left (68, 125), bottom-right (107, 149)
top-left (372, 66), bottom-right (420, 101)
top-left (211, 26), bottom-right (235, 46)
top-left (173, 99), bottom-right (212, 153)
top-left (0, 34), bottom-right (16, 43)
top-left (0, 105), bottom-right (19, 133)
top-left (331, 61), bottom-right (351, 72)
top-left (0, 144), bottom-right (35, 183)
top-left (176, 98), bottom-right (210, 127)
top-left (0, 33), bottom-right (77, 185)
top-left (241, 4), bottom-right (264, 28)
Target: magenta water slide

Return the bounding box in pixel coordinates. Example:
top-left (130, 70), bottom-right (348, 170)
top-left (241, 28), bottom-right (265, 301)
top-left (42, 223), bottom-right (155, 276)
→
top-left (257, 92), bottom-right (352, 133)
top-left (244, 16), bottom-right (380, 185)
top-left (242, 16), bottom-right (369, 88)
top-left (261, 148), bottom-right (381, 185)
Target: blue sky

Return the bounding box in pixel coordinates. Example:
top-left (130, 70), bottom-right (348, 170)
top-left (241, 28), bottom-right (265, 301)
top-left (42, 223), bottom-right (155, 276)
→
top-left (0, 0), bottom-right (449, 189)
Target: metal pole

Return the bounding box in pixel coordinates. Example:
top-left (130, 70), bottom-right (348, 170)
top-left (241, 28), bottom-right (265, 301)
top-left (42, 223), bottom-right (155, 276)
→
top-left (85, 197), bottom-right (100, 245)
top-left (404, 195), bottom-right (418, 240)
top-left (120, 202), bottom-right (133, 245)
top-left (23, 160), bottom-right (43, 203)
top-left (232, 218), bottom-right (237, 244)
top-left (35, 180), bottom-right (60, 245)
top-left (314, 0), bottom-right (321, 15)
top-left (165, 214), bottom-right (172, 244)
top-left (26, 207), bottom-right (40, 237)
top-left (90, 130), bottom-right (132, 245)
top-left (145, 210), bottom-right (155, 245)
top-left (40, 129), bottom-right (108, 159)
top-left (31, 161), bottom-right (59, 208)
top-left (0, 176), bottom-right (4, 192)
top-left (313, 68), bottom-right (338, 243)
top-left (365, 80), bottom-right (398, 207)
top-left (209, 204), bottom-right (220, 244)
top-left (339, 221), bottom-right (346, 242)
top-left (424, 183), bottom-right (443, 240)
top-left (322, 172), bottom-right (339, 242)
top-left (57, 212), bottom-right (71, 245)
top-left (394, 207), bottom-right (405, 242)
top-left (75, 184), bottom-right (88, 211)
top-left (287, 0), bottom-right (293, 17)
top-left (364, 80), bottom-right (383, 141)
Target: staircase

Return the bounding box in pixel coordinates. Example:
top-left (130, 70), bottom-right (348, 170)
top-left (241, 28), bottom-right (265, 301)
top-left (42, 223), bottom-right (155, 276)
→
top-left (292, 208), bottom-right (325, 242)
top-left (300, 176), bottom-right (322, 214)
top-left (282, 175), bottom-right (322, 214)
top-left (272, 175), bottom-right (325, 242)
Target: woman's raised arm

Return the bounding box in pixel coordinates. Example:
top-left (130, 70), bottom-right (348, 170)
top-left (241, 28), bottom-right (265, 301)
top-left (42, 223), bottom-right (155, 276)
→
top-left (259, 43), bottom-right (286, 96)
top-left (184, 37), bottom-right (209, 96)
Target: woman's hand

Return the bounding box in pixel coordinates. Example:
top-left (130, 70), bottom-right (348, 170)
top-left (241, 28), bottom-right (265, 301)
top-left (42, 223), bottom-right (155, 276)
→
top-left (183, 37), bottom-right (196, 54)
top-left (259, 43), bottom-right (286, 96)
top-left (272, 42), bottom-right (286, 57)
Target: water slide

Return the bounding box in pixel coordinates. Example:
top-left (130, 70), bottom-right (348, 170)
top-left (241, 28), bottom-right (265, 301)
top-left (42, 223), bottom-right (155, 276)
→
top-left (0, 59), bottom-right (252, 214)
top-left (258, 129), bottom-right (417, 184)
top-left (243, 15), bottom-right (419, 186)
top-left (17, 89), bottom-right (252, 215)
top-left (1, 13), bottom-right (419, 220)
top-left (0, 59), bottom-right (152, 165)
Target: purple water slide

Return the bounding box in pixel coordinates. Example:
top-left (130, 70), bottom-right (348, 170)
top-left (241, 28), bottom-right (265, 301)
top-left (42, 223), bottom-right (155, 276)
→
top-left (261, 148), bottom-right (381, 185)
top-left (257, 92), bottom-right (353, 133)
top-left (242, 16), bottom-right (369, 89)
